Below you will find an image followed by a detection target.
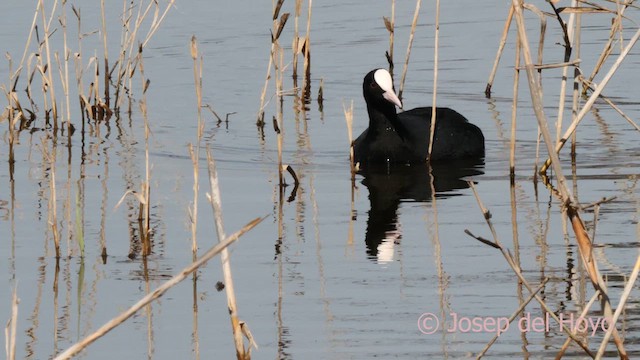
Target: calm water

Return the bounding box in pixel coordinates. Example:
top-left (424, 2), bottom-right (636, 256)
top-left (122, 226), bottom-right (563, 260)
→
top-left (1, 0), bottom-right (639, 359)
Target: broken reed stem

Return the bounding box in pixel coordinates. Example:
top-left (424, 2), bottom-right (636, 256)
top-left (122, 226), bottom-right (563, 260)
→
top-left (595, 254), bottom-right (640, 359)
top-left (485, 5), bottom-right (514, 97)
top-left (205, 148), bottom-right (249, 360)
top-left (541, 26), bottom-right (640, 174)
top-left (190, 35), bottom-right (204, 254)
top-left (427, 0), bottom-right (440, 160)
top-left (398, 0), bottom-right (422, 101)
top-left (52, 217), bottom-right (264, 360)
top-left (476, 278), bottom-right (548, 359)
top-left (511, 1), bottom-right (627, 356)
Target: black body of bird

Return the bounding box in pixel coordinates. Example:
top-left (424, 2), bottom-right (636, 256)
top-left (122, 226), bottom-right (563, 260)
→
top-left (353, 69), bottom-right (485, 167)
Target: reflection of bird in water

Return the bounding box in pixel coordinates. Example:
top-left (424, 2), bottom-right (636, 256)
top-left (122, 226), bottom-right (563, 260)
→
top-left (361, 159), bottom-right (484, 263)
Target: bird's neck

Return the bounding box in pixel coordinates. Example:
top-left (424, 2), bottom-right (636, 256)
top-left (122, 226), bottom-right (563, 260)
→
top-left (366, 103), bottom-right (398, 135)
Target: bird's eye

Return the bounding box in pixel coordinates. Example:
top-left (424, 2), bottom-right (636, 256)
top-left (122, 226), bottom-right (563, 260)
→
top-left (370, 82), bottom-right (377, 89)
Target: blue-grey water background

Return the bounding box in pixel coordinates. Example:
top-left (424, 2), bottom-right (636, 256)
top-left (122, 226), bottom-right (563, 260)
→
top-left (1, 0), bottom-right (639, 358)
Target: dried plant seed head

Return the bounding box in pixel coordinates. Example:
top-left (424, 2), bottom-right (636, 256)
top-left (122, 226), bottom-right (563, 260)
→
top-left (274, 13), bottom-right (290, 41)
top-left (383, 16), bottom-right (393, 33)
top-left (190, 35), bottom-right (198, 60)
top-left (273, 0), bottom-right (285, 20)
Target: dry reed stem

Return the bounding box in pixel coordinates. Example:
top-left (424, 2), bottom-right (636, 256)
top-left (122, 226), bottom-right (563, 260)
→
top-left (257, 2), bottom-right (288, 125)
top-left (521, 3), bottom-right (546, 83)
top-left (510, 31), bottom-right (521, 175)
top-left (38, 0), bottom-right (59, 128)
top-left (138, 47), bottom-right (151, 256)
top-left (293, 0), bottom-right (302, 81)
top-left (206, 148), bottom-right (251, 360)
top-left (595, 254), bottom-right (640, 359)
top-left (486, 5), bottom-right (514, 97)
top-left (5, 284), bottom-right (19, 360)
top-left (476, 278), bottom-right (549, 359)
top-left (398, 0), bottom-right (422, 101)
top-left (59, 0), bottom-right (72, 131)
top-left (555, 289), bottom-right (601, 359)
top-left (511, 1), bottom-right (627, 356)
top-left (427, 0), bottom-right (440, 160)
top-left (540, 26), bottom-right (640, 174)
top-left (52, 217), bottom-right (264, 360)
top-left (384, 0), bottom-right (395, 76)
top-left (551, 0), bottom-right (579, 144)
top-left (190, 35), bottom-right (204, 253)
top-left (303, 0), bottom-right (313, 99)
top-left (465, 182), bottom-right (594, 356)
top-left (342, 100), bottom-right (355, 178)
top-left (100, 0), bottom-right (110, 107)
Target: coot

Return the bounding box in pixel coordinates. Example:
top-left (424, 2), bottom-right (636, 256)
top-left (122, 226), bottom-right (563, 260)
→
top-left (353, 68), bottom-right (484, 167)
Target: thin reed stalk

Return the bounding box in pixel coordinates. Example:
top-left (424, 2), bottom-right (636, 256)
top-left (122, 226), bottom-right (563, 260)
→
top-left (293, 0), bottom-right (302, 82)
top-left (59, 0), bottom-right (72, 133)
top-left (100, 0), bottom-right (110, 107)
top-left (384, 0), bottom-right (395, 77)
top-left (206, 148), bottom-right (252, 360)
top-left (138, 46), bottom-right (151, 256)
top-left (53, 217), bottom-right (264, 360)
top-left (551, 0), bottom-right (578, 144)
top-left (189, 35), bottom-right (204, 254)
top-left (427, 0), bottom-right (440, 160)
top-left (257, 1), bottom-right (286, 126)
top-left (398, 0), bottom-right (422, 101)
top-left (343, 100), bottom-right (355, 178)
top-left (302, 0), bottom-right (313, 99)
top-left (38, 0), bottom-right (59, 128)
top-left (485, 5), bottom-right (514, 97)
top-left (510, 32), bottom-right (521, 176)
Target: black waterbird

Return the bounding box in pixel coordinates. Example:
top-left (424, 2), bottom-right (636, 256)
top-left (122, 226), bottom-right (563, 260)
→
top-left (353, 68), bottom-right (485, 168)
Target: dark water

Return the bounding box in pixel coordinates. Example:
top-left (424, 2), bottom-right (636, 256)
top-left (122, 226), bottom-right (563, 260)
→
top-left (1, 0), bottom-right (639, 359)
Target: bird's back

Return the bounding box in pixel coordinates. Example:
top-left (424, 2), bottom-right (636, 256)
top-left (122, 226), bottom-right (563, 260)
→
top-left (397, 107), bottom-right (484, 161)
